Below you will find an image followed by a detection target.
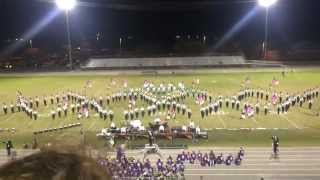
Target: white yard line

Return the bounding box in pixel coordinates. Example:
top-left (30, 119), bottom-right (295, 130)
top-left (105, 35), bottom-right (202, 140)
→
top-left (1, 114), bottom-right (15, 123)
top-left (251, 117), bottom-right (261, 127)
top-left (88, 120), bottom-right (97, 130)
top-left (217, 116), bottom-right (227, 128)
top-left (282, 116), bottom-right (302, 129)
top-left (26, 119), bottom-right (35, 128)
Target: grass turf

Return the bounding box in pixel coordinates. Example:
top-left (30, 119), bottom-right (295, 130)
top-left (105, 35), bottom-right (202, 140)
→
top-left (0, 69), bottom-right (320, 148)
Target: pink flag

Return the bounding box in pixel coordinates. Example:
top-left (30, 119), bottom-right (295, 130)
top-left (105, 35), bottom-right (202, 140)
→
top-left (196, 96), bottom-right (204, 105)
top-left (272, 78), bottom-right (279, 86)
top-left (144, 80), bottom-right (149, 86)
top-left (272, 93), bottom-right (278, 105)
top-left (246, 105), bottom-right (253, 115)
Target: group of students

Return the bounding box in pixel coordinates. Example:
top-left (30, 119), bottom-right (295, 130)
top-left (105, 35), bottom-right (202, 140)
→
top-left (97, 147), bottom-right (245, 179)
top-left (2, 95), bottom-right (40, 120)
top-left (2, 83), bottom-right (318, 124)
top-left (1, 91), bottom-right (116, 121)
top-left (172, 148), bottom-right (245, 167)
top-left (98, 152), bottom-right (185, 179)
top-left (197, 86), bottom-right (319, 119)
top-left (125, 86), bottom-right (192, 120)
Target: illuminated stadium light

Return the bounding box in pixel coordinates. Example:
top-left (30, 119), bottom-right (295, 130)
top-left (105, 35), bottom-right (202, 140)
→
top-left (56, 0), bottom-right (76, 70)
top-left (56, 0), bottom-right (76, 11)
top-left (258, 0), bottom-right (277, 7)
top-left (258, 0), bottom-right (277, 59)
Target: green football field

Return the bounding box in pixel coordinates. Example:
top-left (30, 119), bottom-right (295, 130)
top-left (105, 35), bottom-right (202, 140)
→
top-left (0, 68), bottom-right (320, 149)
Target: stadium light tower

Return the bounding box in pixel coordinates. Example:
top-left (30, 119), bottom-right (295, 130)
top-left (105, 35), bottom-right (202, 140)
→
top-left (56, 0), bottom-right (76, 70)
top-left (258, 0), bottom-right (277, 59)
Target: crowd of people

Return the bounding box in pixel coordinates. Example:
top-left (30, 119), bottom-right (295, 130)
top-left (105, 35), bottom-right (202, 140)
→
top-left (97, 151), bottom-right (185, 179)
top-left (97, 147), bottom-right (245, 179)
top-left (174, 147), bottom-right (245, 166)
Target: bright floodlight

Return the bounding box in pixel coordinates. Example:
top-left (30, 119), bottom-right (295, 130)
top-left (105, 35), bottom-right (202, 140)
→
top-left (258, 0), bottom-right (277, 7)
top-left (56, 0), bottom-right (76, 10)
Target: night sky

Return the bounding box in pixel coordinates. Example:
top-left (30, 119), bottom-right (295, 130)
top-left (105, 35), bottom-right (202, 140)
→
top-left (0, 0), bottom-right (320, 51)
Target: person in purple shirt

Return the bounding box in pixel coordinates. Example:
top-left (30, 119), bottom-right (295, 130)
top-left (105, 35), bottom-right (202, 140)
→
top-left (127, 165), bottom-right (133, 177)
top-left (134, 168), bottom-right (140, 177)
top-left (200, 158), bottom-right (206, 167)
top-left (123, 169), bottom-right (129, 177)
top-left (148, 167), bottom-right (153, 176)
top-left (172, 163), bottom-right (178, 174)
top-left (176, 155), bottom-right (182, 164)
top-left (167, 155), bottom-right (173, 166)
top-left (176, 153), bottom-right (181, 159)
top-left (162, 166), bottom-right (169, 177)
top-left (197, 151), bottom-right (203, 161)
top-left (226, 154), bottom-right (234, 166)
top-left (143, 166), bottom-right (153, 177)
top-left (144, 158), bottom-right (151, 169)
top-left (157, 159), bottom-right (164, 171)
top-left (136, 160), bottom-right (143, 172)
top-left (181, 151), bottom-right (186, 161)
top-left (217, 153), bottom-right (224, 164)
top-left (203, 153), bottom-right (210, 166)
top-left (239, 147), bottom-right (245, 159)
top-left (189, 157), bottom-right (195, 164)
top-left (179, 162), bottom-right (185, 173)
top-left (191, 151), bottom-right (196, 160)
top-left (209, 151), bottom-right (216, 166)
top-left (132, 164), bottom-right (140, 177)
top-left (186, 151), bottom-right (191, 161)
top-left (116, 146), bottom-right (123, 161)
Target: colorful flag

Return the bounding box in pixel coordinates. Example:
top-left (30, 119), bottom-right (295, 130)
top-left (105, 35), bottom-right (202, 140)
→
top-left (272, 78), bottom-right (279, 86)
top-left (245, 105), bottom-right (254, 115)
top-left (196, 96), bottom-right (205, 105)
top-left (272, 93), bottom-right (278, 105)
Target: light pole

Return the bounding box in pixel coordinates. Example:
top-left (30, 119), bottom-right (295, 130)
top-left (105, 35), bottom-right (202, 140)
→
top-left (258, 0), bottom-right (277, 59)
top-left (56, 0), bottom-right (76, 70)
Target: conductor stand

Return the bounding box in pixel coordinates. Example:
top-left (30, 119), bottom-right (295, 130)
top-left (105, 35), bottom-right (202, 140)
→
top-left (143, 131), bottom-right (162, 161)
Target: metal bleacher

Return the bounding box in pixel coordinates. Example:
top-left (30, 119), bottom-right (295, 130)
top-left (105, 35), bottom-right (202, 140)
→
top-left (81, 56), bottom-right (247, 70)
